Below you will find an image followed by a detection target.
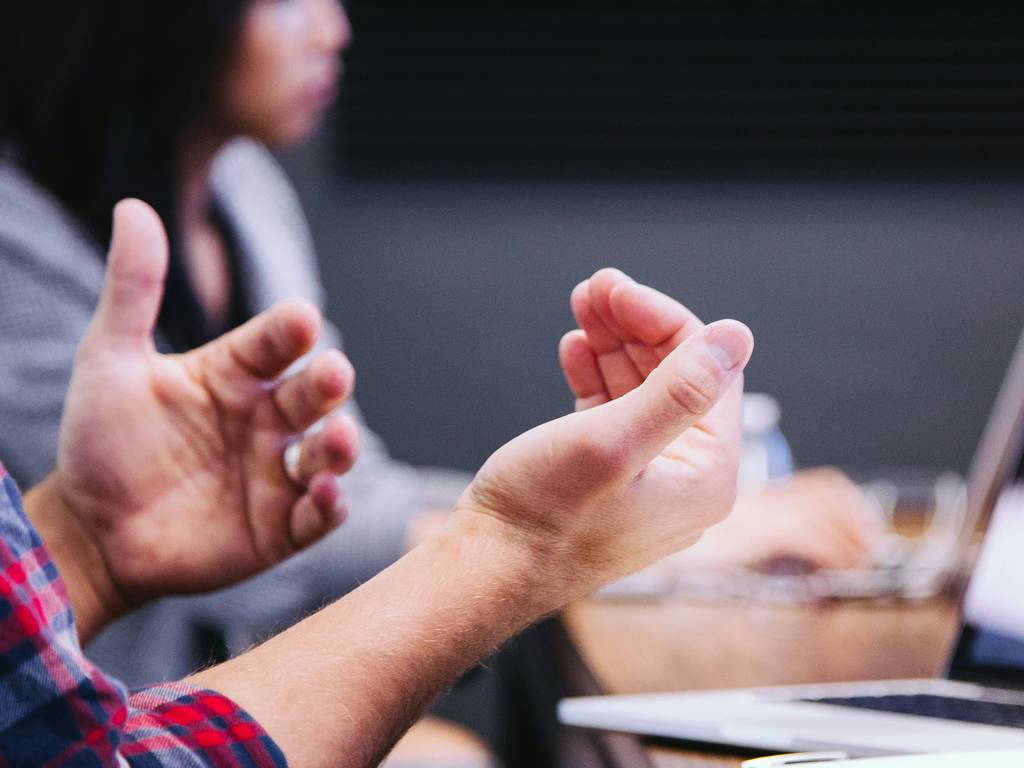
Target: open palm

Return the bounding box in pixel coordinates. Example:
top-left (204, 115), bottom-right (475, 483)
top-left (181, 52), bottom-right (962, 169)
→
top-left (56, 200), bottom-right (360, 610)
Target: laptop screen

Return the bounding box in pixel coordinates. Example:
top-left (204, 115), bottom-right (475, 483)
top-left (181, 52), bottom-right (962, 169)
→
top-left (948, 330), bottom-right (1024, 689)
top-left (955, 482), bottom-right (1024, 687)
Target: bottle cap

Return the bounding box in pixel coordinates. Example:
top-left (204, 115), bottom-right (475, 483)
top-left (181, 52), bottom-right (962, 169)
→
top-left (743, 392), bottom-right (781, 436)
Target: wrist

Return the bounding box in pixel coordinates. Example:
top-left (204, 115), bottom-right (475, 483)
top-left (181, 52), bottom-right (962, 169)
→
top-left (441, 509), bottom-right (572, 622)
top-left (24, 474), bottom-right (129, 643)
top-left (195, 506), bottom-right (572, 762)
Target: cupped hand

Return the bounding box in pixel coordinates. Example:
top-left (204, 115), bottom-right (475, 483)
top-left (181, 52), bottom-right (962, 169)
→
top-left (54, 200), bottom-right (360, 617)
top-left (557, 271), bottom-right (885, 574)
top-left (559, 267), bottom-right (703, 411)
top-left (456, 272), bottom-right (753, 602)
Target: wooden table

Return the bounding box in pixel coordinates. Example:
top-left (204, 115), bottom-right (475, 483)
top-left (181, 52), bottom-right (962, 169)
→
top-left (561, 594), bottom-right (960, 767)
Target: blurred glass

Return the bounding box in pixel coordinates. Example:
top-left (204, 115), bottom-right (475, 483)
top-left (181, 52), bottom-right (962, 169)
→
top-left (739, 392), bottom-right (795, 494)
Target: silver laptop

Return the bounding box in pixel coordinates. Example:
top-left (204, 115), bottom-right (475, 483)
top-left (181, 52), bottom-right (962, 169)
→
top-left (558, 328), bottom-right (1024, 757)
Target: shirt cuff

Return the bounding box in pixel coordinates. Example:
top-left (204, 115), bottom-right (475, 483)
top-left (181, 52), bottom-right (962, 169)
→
top-left (122, 681), bottom-right (287, 767)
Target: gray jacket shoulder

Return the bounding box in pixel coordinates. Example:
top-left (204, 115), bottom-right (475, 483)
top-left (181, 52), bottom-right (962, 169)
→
top-left (211, 139), bottom-right (326, 312)
top-left (0, 160), bottom-right (106, 299)
top-left (0, 162), bottom-right (106, 487)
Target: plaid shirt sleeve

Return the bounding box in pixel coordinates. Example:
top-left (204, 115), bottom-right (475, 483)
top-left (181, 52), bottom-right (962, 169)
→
top-left (0, 463), bottom-right (288, 767)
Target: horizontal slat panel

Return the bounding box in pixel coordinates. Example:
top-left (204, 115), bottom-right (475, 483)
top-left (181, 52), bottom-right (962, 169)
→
top-left (336, 3), bottom-right (1024, 175)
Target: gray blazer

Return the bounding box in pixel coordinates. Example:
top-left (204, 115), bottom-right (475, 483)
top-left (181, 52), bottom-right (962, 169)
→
top-left (0, 139), bottom-right (467, 683)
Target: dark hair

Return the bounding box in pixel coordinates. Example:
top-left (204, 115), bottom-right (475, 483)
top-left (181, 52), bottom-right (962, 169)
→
top-left (0, 0), bottom-right (252, 349)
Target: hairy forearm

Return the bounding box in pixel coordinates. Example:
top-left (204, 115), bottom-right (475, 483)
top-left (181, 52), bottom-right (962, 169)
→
top-left (24, 474), bottom-right (126, 643)
top-left (190, 513), bottom-right (557, 768)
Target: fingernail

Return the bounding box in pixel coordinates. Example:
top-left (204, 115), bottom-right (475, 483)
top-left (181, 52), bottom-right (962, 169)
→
top-left (706, 322), bottom-right (750, 372)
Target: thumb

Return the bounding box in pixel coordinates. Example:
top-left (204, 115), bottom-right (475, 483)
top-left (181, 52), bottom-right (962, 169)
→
top-left (86, 199), bottom-right (169, 353)
top-left (579, 319), bottom-right (754, 477)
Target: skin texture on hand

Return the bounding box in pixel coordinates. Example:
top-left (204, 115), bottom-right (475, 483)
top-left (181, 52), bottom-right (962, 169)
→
top-left (460, 317), bottom-right (752, 601)
top-left (194, 273), bottom-right (753, 768)
top-left (25, 200), bottom-right (362, 642)
top-left (559, 267), bottom-right (706, 412)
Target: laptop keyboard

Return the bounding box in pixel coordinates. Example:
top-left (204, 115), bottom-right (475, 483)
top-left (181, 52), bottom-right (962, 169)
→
top-left (802, 694), bottom-right (1024, 729)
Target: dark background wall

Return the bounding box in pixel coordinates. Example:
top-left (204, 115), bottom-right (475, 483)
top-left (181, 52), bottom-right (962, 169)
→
top-left (278, 3), bottom-right (1024, 476)
top-left (282, 133), bottom-right (1024, 475)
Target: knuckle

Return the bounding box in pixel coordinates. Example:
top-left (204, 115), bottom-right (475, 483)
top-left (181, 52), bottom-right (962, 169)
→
top-left (112, 266), bottom-right (162, 299)
top-left (289, 378), bottom-right (314, 415)
top-left (664, 368), bottom-right (717, 416)
top-left (259, 321), bottom-right (285, 365)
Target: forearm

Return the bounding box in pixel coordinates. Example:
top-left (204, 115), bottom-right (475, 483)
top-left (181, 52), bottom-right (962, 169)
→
top-left (24, 474), bottom-right (125, 643)
top-left (190, 513), bottom-right (556, 768)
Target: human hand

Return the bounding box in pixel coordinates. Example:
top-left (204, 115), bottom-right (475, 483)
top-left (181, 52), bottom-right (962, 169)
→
top-left (670, 467), bottom-right (885, 573)
top-left (453, 272), bottom-right (753, 605)
top-left (30, 200), bottom-right (360, 638)
top-left (556, 270), bottom-right (881, 574)
top-left (191, 271), bottom-right (751, 766)
top-left (559, 267), bottom-right (703, 412)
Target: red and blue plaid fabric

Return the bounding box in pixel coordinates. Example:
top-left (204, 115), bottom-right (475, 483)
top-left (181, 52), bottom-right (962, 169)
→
top-left (0, 462), bottom-right (287, 767)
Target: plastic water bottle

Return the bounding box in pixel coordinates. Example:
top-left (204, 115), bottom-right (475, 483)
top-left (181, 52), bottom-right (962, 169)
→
top-left (738, 392), bottom-right (794, 493)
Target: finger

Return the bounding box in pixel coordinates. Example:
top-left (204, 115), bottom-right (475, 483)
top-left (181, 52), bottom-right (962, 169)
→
top-left (293, 414), bottom-right (361, 483)
top-left (588, 268), bottom-right (637, 343)
top-left (583, 320), bottom-right (754, 476)
top-left (289, 472), bottom-right (348, 550)
top-left (559, 330), bottom-right (613, 411)
top-left (559, 330), bottom-right (606, 402)
top-left (576, 393), bottom-right (610, 412)
top-left (609, 280), bottom-right (704, 354)
top-left (584, 270), bottom-right (705, 395)
top-left (88, 199), bottom-right (169, 352)
top-left (571, 279), bottom-right (645, 398)
top-left (622, 341), bottom-right (664, 380)
top-left (597, 351), bottom-right (646, 400)
top-left (682, 353), bottom-right (747, 444)
top-left (213, 300), bottom-right (322, 380)
top-left (612, 275), bottom-right (701, 380)
top-left (274, 349), bottom-right (355, 431)
top-left (570, 280), bottom-right (622, 354)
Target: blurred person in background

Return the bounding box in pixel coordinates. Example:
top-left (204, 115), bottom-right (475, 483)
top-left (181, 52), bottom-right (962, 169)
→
top-left (0, 0), bottom-right (447, 686)
top-left (0, 0), bottom-right (879, 764)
